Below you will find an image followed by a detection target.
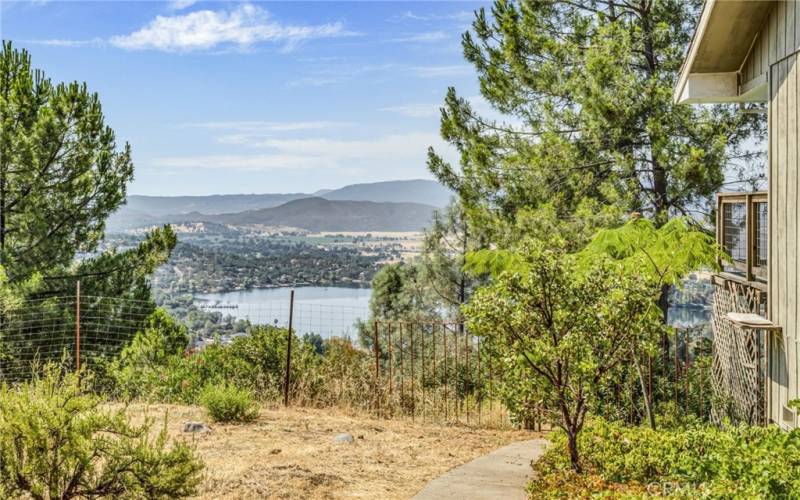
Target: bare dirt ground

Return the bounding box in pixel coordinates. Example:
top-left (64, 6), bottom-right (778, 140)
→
top-left (124, 403), bottom-right (538, 500)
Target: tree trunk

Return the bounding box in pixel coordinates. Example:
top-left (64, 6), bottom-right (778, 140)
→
top-left (632, 348), bottom-right (656, 430)
top-left (567, 430), bottom-right (582, 473)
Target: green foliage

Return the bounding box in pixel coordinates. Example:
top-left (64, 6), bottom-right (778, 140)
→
top-left (199, 383), bottom-right (260, 423)
top-left (298, 337), bottom-right (374, 408)
top-left (110, 322), bottom-right (318, 404)
top-left (0, 43), bottom-right (176, 364)
top-left (0, 41), bottom-right (134, 283)
top-left (465, 242), bottom-right (661, 470)
top-left (420, 201), bottom-right (482, 319)
top-left (358, 262), bottom-right (442, 347)
top-left (109, 308), bottom-right (189, 399)
top-left (577, 217), bottom-right (723, 287)
top-left (69, 225), bottom-right (177, 302)
top-left (533, 418), bottom-right (800, 498)
top-left (429, 1), bottom-right (763, 234)
top-left (0, 365), bottom-right (203, 499)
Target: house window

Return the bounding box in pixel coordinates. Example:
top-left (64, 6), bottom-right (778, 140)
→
top-left (754, 201), bottom-right (768, 269)
top-left (723, 202), bottom-right (747, 263)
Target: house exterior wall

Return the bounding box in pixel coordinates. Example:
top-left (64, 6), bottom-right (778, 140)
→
top-left (741, 1), bottom-right (797, 87)
top-left (741, 1), bottom-right (800, 427)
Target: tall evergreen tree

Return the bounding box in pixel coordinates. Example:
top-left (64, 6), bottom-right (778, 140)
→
top-left (428, 0), bottom-right (764, 230)
top-left (0, 41), bottom-right (173, 300)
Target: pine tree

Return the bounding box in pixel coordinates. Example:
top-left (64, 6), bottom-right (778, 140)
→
top-left (0, 41), bottom-right (133, 284)
top-left (428, 0), bottom-right (764, 230)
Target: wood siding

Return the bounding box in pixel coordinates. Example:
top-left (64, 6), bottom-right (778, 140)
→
top-left (742, 1), bottom-right (799, 87)
top-left (764, 2), bottom-right (800, 426)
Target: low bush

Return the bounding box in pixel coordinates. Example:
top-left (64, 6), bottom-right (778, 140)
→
top-left (0, 365), bottom-right (203, 499)
top-left (200, 383), bottom-right (260, 423)
top-left (532, 417), bottom-right (800, 498)
top-left (110, 314), bottom-right (319, 404)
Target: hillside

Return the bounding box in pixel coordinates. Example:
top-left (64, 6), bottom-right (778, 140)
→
top-left (123, 180), bottom-right (449, 216)
top-left (322, 179), bottom-right (452, 206)
top-left (210, 197), bottom-right (435, 231)
top-left (123, 193), bottom-right (308, 217)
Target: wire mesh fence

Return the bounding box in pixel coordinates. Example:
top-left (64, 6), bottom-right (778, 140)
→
top-left (0, 291), bottom-right (153, 382)
top-left (0, 284), bottom-right (710, 429)
top-left (192, 292), bottom-right (369, 340)
top-left (336, 320), bottom-right (513, 428)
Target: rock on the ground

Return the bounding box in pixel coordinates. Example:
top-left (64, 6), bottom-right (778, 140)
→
top-left (333, 433), bottom-right (354, 444)
top-left (183, 421), bottom-right (212, 433)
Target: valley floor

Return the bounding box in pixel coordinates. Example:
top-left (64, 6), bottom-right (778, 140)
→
top-left (125, 403), bottom-right (537, 499)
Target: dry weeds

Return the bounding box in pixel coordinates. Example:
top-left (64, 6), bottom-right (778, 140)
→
top-left (124, 403), bottom-right (539, 499)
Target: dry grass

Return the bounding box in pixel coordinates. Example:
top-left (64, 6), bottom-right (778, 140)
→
top-left (124, 403), bottom-right (538, 499)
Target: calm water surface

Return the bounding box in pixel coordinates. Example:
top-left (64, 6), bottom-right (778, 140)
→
top-left (194, 286), bottom-right (371, 338)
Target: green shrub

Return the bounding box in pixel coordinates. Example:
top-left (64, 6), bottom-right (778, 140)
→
top-left (0, 365), bottom-right (203, 499)
top-left (532, 417), bottom-right (800, 498)
top-left (109, 321), bottom-right (322, 404)
top-left (200, 383), bottom-right (260, 423)
top-left (109, 308), bottom-right (190, 401)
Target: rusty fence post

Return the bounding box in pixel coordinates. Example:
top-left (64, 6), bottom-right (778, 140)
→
top-left (388, 322), bottom-right (393, 409)
top-left (374, 320), bottom-right (380, 416)
top-left (410, 322), bottom-right (415, 421)
top-left (443, 322), bottom-right (448, 421)
top-left (685, 331), bottom-right (690, 415)
top-left (283, 289), bottom-right (295, 406)
top-left (477, 337), bottom-right (482, 425)
top-left (431, 323), bottom-right (436, 418)
top-left (420, 322), bottom-right (425, 421)
top-left (459, 326), bottom-right (472, 424)
top-left (674, 330), bottom-right (679, 408)
top-left (75, 280), bottom-right (81, 374)
top-left (454, 324), bottom-right (459, 422)
top-left (399, 322), bottom-right (404, 412)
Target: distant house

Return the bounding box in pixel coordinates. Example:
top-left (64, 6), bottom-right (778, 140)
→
top-left (677, 1), bottom-right (800, 428)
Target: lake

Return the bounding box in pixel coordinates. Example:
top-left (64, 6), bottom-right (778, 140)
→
top-left (194, 286), bottom-right (712, 340)
top-left (194, 286), bottom-right (372, 339)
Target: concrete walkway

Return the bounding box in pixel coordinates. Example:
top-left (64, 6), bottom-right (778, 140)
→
top-left (413, 438), bottom-right (549, 500)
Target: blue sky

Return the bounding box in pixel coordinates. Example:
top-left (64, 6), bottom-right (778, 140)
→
top-left (1, 0), bottom-right (490, 195)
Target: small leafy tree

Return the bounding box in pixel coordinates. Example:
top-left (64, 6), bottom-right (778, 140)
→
top-left (0, 365), bottom-right (203, 499)
top-left (577, 216), bottom-right (722, 424)
top-left (465, 242), bottom-right (660, 472)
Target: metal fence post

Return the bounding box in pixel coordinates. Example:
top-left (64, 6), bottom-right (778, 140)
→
top-left (283, 289), bottom-right (295, 406)
top-left (75, 280), bottom-right (81, 374)
top-left (373, 320), bottom-right (380, 415)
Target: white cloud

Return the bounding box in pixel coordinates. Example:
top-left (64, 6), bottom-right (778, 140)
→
top-left (380, 103), bottom-right (441, 118)
top-left (26, 37), bottom-right (104, 47)
top-left (152, 153), bottom-right (331, 172)
top-left (168, 0), bottom-right (198, 10)
top-left (152, 132), bottom-right (451, 173)
top-left (287, 62), bottom-right (470, 88)
top-left (184, 121), bottom-right (351, 133)
top-left (389, 31), bottom-right (448, 43)
top-left (392, 11), bottom-right (474, 22)
top-left (109, 3), bottom-right (352, 52)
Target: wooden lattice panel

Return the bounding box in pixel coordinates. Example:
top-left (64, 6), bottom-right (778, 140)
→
top-left (711, 277), bottom-right (767, 425)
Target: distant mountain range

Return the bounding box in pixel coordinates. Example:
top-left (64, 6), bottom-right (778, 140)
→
top-left (107, 179), bottom-right (451, 232)
top-left (209, 198), bottom-right (436, 231)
